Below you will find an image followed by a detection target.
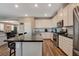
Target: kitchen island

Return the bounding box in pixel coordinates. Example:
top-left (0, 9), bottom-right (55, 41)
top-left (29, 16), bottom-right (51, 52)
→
top-left (4, 36), bottom-right (43, 56)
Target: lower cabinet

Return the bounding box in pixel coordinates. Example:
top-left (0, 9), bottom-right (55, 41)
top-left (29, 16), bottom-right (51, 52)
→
top-left (41, 32), bottom-right (53, 40)
top-left (59, 35), bottom-right (73, 56)
top-left (16, 42), bottom-right (43, 56)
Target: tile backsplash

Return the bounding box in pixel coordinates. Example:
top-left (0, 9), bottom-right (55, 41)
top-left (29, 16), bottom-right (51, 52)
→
top-left (66, 26), bottom-right (73, 35)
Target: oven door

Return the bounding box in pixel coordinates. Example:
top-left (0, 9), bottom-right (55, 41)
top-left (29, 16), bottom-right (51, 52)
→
top-left (53, 33), bottom-right (59, 47)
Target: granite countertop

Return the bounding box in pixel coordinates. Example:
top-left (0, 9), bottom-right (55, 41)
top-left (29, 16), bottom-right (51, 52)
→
top-left (4, 39), bottom-right (43, 42)
top-left (53, 32), bottom-right (73, 39)
top-left (4, 35), bottom-right (43, 42)
top-left (59, 34), bottom-right (73, 39)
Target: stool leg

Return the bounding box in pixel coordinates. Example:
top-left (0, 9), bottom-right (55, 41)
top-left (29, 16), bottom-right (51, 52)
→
top-left (14, 49), bottom-right (15, 56)
top-left (10, 49), bottom-right (11, 56)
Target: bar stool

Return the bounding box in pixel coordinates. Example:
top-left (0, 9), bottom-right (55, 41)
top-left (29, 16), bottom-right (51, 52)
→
top-left (6, 32), bottom-right (16, 56)
top-left (8, 42), bottom-right (16, 56)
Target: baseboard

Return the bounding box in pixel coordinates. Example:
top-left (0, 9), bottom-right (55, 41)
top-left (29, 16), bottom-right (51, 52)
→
top-left (43, 38), bottom-right (51, 40)
top-left (58, 47), bottom-right (68, 56)
top-left (50, 39), bottom-right (68, 56)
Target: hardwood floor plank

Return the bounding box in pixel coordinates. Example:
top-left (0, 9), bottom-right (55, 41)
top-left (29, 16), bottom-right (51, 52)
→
top-left (43, 39), bottom-right (66, 56)
top-left (0, 44), bottom-right (9, 56)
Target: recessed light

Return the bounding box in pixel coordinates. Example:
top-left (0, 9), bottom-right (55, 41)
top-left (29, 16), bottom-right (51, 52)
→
top-left (44, 13), bottom-right (47, 16)
top-left (48, 4), bottom-right (52, 7)
top-left (14, 4), bottom-right (19, 8)
top-left (34, 4), bottom-right (38, 7)
top-left (25, 14), bottom-right (28, 16)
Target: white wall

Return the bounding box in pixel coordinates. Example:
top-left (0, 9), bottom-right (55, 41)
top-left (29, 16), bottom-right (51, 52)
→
top-left (35, 19), bottom-right (52, 28)
top-left (17, 17), bottom-right (34, 36)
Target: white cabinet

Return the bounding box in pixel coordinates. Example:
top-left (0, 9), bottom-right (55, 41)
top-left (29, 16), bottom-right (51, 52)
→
top-left (31, 18), bottom-right (35, 28)
top-left (59, 35), bottom-right (73, 56)
top-left (63, 4), bottom-right (74, 26)
top-left (22, 42), bottom-right (42, 56)
top-left (35, 19), bottom-right (52, 28)
top-left (68, 5), bottom-right (74, 26)
top-left (57, 8), bottom-right (63, 22)
top-left (41, 32), bottom-right (53, 40)
top-left (59, 35), bottom-right (63, 48)
top-left (63, 6), bottom-right (69, 26)
top-left (51, 15), bottom-right (58, 27)
top-left (16, 42), bottom-right (43, 56)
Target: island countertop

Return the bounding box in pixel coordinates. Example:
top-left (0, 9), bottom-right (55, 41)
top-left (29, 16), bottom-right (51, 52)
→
top-left (4, 39), bottom-right (43, 42)
top-left (4, 35), bottom-right (43, 42)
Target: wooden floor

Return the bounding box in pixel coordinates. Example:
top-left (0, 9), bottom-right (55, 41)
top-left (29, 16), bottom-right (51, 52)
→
top-left (0, 39), bottom-right (66, 56)
top-left (43, 39), bottom-right (66, 56)
top-left (0, 44), bottom-right (9, 56)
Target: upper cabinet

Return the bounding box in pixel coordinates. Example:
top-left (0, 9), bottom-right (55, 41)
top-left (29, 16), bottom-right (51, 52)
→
top-left (63, 4), bottom-right (75, 26)
top-left (51, 4), bottom-right (77, 27)
top-left (63, 6), bottom-right (69, 26)
top-left (57, 8), bottom-right (63, 21)
top-left (67, 5), bottom-right (74, 26)
top-left (51, 15), bottom-right (58, 27)
top-left (30, 17), bottom-right (35, 28)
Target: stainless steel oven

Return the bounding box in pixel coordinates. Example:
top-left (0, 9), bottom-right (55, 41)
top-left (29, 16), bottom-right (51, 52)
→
top-left (53, 32), bottom-right (59, 47)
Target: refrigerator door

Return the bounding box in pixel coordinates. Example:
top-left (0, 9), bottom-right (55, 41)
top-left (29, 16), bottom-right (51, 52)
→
top-left (73, 6), bottom-right (79, 51)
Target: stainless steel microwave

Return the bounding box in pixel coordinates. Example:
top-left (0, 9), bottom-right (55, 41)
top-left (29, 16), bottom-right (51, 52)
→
top-left (57, 20), bottom-right (63, 27)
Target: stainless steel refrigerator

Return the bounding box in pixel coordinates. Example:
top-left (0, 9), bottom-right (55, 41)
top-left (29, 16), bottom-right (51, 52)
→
top-left (73, 6), bottom-right (79, 56)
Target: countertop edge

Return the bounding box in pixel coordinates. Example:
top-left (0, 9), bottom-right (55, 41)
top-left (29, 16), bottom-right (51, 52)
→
top-left (4, 40), bottom-right (43, 42)
top-left (59, 34), bottom-right (73, 39)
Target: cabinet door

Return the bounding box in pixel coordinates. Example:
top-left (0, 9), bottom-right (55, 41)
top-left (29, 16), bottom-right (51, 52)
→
top-left (66, 38), bottom-right (73, 56)
top-left (57, 8), bottom-right (63, 22)
top-left (31, 18), bottom-right (35, 28)
top-left (63, 7), bottom-right (68, 26)
top-left (59, 36), bottom-right (73, 56)
top-left (68, 5), bottom-right (73, 26)
top-left (59, 36), bottom-right (63, 48)
top-left (63, 37), bottom-right (73, 56)
top-left (52, 15), bottom-right (57, 27)
top-left (22, 42), bottom-right (42, 56)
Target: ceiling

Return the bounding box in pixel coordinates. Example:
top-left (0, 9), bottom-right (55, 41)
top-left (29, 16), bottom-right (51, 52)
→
top-left (0, 3), bottom-right (66, 19)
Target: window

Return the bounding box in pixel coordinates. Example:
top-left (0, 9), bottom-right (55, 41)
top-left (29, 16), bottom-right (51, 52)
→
top-left (11, 25), bottom-right (14, 31)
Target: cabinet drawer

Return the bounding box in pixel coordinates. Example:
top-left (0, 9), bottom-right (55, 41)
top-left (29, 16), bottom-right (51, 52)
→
top-left (65, 39), bottom-right (73, 45)
top-left (65, 45), bottom-right (73, 56)
top-left (59, 35), bottom-right (73, 55)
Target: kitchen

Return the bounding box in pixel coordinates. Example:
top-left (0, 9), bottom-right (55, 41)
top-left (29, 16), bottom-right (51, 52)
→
top-left (0, 3), bottom-right (79, 56)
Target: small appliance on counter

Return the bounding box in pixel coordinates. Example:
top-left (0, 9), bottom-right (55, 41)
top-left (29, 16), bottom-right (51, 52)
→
top-left (45, 28), bottom-right (48, 32)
